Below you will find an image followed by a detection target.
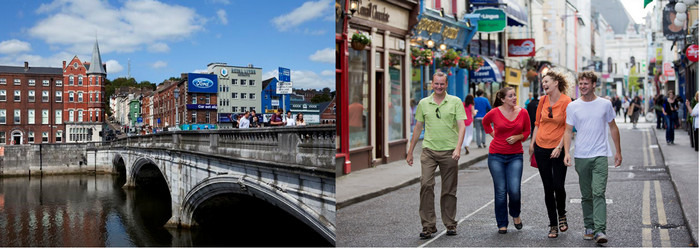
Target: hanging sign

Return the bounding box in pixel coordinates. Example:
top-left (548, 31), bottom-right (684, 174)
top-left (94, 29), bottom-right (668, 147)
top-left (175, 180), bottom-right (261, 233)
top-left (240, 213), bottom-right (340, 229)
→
top-left (507, 39), bottom-right (535, 57)
top-left (686, 44), bottom-right (699, 62)
top-left (473, 8), bottom-right (506, 33)
top-left (663, 62), bottom-right (675, 76)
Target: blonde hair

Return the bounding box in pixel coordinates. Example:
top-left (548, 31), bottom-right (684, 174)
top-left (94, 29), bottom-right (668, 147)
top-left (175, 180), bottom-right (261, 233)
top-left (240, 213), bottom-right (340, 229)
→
top-left (544, 68), bottom-right (574, 96)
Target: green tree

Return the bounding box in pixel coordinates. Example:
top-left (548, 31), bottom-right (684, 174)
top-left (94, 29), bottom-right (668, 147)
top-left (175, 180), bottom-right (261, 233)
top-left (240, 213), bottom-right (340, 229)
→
top-left (311, 93), bottom-right (331, 104)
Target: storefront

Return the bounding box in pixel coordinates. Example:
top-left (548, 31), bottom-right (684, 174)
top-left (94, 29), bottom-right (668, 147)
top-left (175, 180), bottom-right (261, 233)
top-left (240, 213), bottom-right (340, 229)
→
top-left (469, 56), bottom-right (503, 103)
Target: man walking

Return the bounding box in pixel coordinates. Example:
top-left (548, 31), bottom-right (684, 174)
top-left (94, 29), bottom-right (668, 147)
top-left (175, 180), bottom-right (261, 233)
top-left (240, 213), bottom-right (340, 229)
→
top-left (407, 71), bottom-right (467, 239)
top-left (473, 89), bottom-right (491, 148)
top-left (239, 111), bottom-right (250, 129)
top-left (563, 71), bottom-right (622, 244)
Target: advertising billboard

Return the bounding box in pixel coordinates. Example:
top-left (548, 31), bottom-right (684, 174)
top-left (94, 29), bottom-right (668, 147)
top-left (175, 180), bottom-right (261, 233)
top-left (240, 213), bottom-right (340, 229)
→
top-left (507, 39), bottom-right (535, 57)
top-left (662, 3), bottom-right (687, 41)
top-left (187, 73), bottom-right (218, 93)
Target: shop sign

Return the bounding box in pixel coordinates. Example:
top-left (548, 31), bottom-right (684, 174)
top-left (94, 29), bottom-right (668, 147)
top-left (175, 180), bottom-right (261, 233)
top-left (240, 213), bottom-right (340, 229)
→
top-left (505, 67), bottom-right (521, 85)
top-left (473, 8), bottom-right (506, 33)
top-left (186, 104), bottom-right (217, 110)
top-left (187, 73), bottom-right (218, 93)
top-left (507, 39), bottom-right (535, 57)
top-left (415, 18), bottom-right (460, 39)
top-left (357, 0), bottom-right (390, 22)
top-left (663, 62), bottom-right (674, 76)
top-left (686, 45), bottom-right (699, 62)
top-left (656, 47), bottom-right (663, 61)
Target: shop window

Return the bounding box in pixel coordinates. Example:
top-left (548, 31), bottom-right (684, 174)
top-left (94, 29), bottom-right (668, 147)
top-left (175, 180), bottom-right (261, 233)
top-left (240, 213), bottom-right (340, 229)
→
top-left (388, 54), bottom-right (404, 141)
top-left (348, 49), bottom-right (369, 149)
top-left (28, 132), bottom-right (34, 143)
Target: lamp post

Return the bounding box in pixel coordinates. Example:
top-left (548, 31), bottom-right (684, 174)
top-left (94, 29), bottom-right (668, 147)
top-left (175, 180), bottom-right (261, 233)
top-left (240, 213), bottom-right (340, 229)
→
top-left (174, 87), bottom-right (180, 128)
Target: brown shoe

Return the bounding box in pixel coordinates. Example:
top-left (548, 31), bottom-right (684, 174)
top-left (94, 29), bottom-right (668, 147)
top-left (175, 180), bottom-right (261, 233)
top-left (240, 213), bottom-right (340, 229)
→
top-left (446, 226), bottom-right (457, 236)
top-left (420, 226), bottom-right (437, 239)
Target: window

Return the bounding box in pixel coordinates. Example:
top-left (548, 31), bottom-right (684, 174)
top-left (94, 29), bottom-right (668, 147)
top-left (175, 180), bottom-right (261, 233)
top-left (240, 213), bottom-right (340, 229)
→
top-left (191, 112), bottom-right (197, 123)
top-left (55, 91), bottom-right (62, 102)
top-left (14, 79), bottom-right (20, 85)
top-left (241, 79), bottom-right (247, 86)
top-left (0, 78), bottom-right (5, 84)
top-left (232, 93), bottom-right (238, 99)
top-left (73, 62), bottom-right (78, 68)
top-left (241, 107), bottom-right (247, 112)
top-left (206, 95), bottom-right (210, 104)
top-left (55, 110), bottom-right (62, 124)
top-left (78, 92), bottom-right (83, 102)
top-left (231, 79), bottom-right (238, 85)
top-left (69, 92), bottom-right (74, 102)
top-left (42, 132), bottom-right (48, 143)
top-left (69, 76), bottom-right (74, 85)
top-left (78, 110), bottom-right (83, 122)
top-left (89, 93), bottom-right (93, 102)
top-left (29, 79), bottom-right (35, 86)
top-left (0, 132), bottom-right (4, 143)
top-left (42, 79), bottom-right (49, 86)
top-left (232, 106), bottom-right (238, 113)
top-left (95, 110), bottom-right (99, 122)
top-left (250, 107), bottom-right (255, 112)
top-left (14, 109), bottom-right (20, 124)
top-left (89, 111), bottom-right (92, 121)
top-left (69, 110), bottom-right (74, 122)
top-left (56, 80), bottom-right (62, 86)
top-left (205, 112), bottom-right (210, 123)
top-left (28, 109), bottom-right (35, 124)
top-left (28, 90), bottom-right (35, 102)
top-left (78, 76), bottom-right (83, 86)
top-left (96, 92), bottom-right (100, 102)
top-left (28, 132), bottom-right (34, 143)
top-left (0, 109), bottom-right (5, 124)
top-left (191, 93), bottom-right (197, 104)
top-left (14, 90), bottom-right (20, 102)
top-left (250, 93), bottom-right (256, 99)
top-left (249, 80), bottom-right (255, 86)
top-left (0, 90), bottom-right (6, 101)
top-left (56, 131), bottom-right (62, 142)
top-left (42, 109), bottom-right (49, 124)
top-left (42, 91), bottom-right (49, 102)
top-left (241, 93), bottom-right (247, 99)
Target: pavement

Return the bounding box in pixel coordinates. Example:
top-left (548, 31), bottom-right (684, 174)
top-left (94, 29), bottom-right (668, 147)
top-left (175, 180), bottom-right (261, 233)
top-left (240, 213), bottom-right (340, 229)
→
top-left (336, 114), bottom-right (699, 244)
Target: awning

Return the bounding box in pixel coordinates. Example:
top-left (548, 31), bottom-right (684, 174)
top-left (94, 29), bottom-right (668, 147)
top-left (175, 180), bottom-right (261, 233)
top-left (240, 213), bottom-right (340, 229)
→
top-left (469, 57), bottom-right (503, 83)
top-left (471, 0), bottom-right (528, 27)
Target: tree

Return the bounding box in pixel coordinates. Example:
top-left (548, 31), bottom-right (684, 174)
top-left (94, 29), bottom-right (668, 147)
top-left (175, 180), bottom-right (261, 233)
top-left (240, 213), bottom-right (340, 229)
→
top-left (311, 93), bottom-right (331, 104)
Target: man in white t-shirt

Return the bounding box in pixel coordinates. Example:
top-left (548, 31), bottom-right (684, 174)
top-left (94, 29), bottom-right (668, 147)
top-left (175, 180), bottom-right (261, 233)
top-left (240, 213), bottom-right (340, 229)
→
top-left (563, 71), bottom-right (622, 244)
top-left (239, 111), bottom-right (250, 129)
top-left (285, 111), bottom-right (296, 126)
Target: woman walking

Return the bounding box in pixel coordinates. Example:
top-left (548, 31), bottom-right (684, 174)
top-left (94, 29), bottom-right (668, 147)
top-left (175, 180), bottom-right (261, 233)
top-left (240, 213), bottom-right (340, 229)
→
top-left (528, 71), bottom-right (572, 238)
top-left (663, 91), bottom-right (679, 144)
top-left (463, 95), bottom-right (476, 154)
top-left (630, 96), bottom-right (642, 129)
top-left (482, 87), bottom-right (531, 234)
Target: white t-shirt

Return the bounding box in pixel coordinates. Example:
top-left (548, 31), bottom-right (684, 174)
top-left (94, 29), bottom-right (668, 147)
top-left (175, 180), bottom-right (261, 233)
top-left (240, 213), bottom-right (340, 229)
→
top-left (285, 116), bottom-right (296, 126)
top-left (566, 97), bottom-right (616, 158)
top-left (692, 103), bottom-right (699, 129)
top-left (239, 116), bottom-right (250, 128)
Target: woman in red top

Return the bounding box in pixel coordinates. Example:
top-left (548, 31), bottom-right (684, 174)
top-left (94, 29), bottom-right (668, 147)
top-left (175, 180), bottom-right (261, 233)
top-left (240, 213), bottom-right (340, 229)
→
top-left (482, 87), bottom-right (531, 234)
top-left (462, 94), bottom-right (475, 154)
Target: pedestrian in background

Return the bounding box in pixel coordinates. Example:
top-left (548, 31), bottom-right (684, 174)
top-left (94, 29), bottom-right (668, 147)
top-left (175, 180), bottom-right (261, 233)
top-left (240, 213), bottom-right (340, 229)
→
top-left (462, 94), bottom-right (475, 154)
top-left (524, 92), bottom-right (534, 107)
top-left (612, 96), bottom-right (622, 117)
top-left (686, 91), bottom-right (699, 151)
top-left (564, 71), bottom-right (622, 244)
top-left (269, 108), bottom-right (285, 126)
top-left (663, 91), bottom-right (679, 144)
top-left (285, 111), bottom-right (296, 126)
top-left (529, 71), bottom-right (572, 238)
top-left (239, 111), bottom-right (250, 129)
top-left (526, 92), bottom-right (540, 135)
top-left (655, 94), bottom-right (666, 129)
top-left (250, 115), bottom-right (260, 128)
top-left (630, 96), bottom-right (642, 129)
top-left (474, 89), bottom-right (492, 148)
top-left (621, 96), bottom-right (630, 123)
top-left (482, 87), bottom-right (531, 234)
top-left (406, 71), bottom-right (467, 239)
top-left (296, 113), bottom-right (306, 126)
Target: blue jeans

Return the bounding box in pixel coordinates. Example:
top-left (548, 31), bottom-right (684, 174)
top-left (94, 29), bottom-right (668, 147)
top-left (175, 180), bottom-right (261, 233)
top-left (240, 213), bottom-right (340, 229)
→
top-left (665, 112), bottom-right (677, 142)
top-left (487, 153), bottom-right (524, 228)
top-left (474, 118), bottom-right (486, 146)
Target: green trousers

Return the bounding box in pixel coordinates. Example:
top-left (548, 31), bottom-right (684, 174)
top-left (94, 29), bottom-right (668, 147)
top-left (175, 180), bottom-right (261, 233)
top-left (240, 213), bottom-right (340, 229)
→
top-left (574, 157), bottom-right (609, 234)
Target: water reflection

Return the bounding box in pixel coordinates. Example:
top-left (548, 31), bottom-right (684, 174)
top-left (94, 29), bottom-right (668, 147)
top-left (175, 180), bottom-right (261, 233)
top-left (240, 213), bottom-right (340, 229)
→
top-left (0, 174), bottom-right (331, 247)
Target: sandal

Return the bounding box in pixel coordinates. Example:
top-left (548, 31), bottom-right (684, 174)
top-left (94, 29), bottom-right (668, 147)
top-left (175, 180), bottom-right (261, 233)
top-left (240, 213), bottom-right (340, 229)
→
top-left (548, 226), bottom-right (559, 238)
top-left (558, 216), bottom-right (568, 232)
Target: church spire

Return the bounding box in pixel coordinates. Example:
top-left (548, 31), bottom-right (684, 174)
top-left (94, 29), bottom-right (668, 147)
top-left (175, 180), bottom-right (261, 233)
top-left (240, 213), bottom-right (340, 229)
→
top-left (86, 39), bottom-right (106, 75)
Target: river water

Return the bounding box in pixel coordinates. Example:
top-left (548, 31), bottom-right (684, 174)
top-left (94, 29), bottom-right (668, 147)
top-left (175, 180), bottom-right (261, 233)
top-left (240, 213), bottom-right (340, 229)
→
top-left (0, 174), bottom-right (330, 247)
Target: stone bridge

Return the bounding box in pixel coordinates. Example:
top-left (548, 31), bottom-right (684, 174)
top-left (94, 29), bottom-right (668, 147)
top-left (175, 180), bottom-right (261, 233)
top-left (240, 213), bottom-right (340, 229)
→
top-left (86, 125), bottom-right (336, 244)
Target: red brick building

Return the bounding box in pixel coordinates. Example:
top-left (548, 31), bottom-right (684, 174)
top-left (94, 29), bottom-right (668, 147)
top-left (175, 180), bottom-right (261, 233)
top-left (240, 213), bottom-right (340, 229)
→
top-left (0, 62), bottom-right (64, 144)
top-left (151, 74), bottom-right (218, 130)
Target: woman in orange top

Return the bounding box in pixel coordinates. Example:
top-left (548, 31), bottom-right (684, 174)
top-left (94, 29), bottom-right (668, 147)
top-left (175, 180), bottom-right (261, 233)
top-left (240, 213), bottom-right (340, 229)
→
top-left (528, 71), bottom-right (572, 238)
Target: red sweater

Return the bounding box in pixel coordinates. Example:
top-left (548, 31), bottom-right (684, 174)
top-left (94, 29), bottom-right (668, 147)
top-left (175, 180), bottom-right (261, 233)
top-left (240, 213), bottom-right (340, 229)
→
top-left (482, 107), bottom-right (531, 154)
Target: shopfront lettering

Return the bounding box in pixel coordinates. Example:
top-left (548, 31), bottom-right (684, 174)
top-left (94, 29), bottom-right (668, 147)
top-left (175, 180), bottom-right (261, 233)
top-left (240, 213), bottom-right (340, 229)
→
top-left (229, 68), bottom-right (257, 77)
top-left (481, 14), bottom-right (500, 20)
top-left (358, 2), bottom-right (390, 22)
top-left (442, 26), bottom-right (459, 40)
top-left (416, 18), bottom-right (459, 39)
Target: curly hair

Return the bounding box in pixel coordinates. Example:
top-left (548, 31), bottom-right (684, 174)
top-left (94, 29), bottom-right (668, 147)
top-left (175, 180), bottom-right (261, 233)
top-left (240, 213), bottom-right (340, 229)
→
top-left (544, 71), bottom-right (570, 94)
top-left (577, 71), bottom-right (599, 86)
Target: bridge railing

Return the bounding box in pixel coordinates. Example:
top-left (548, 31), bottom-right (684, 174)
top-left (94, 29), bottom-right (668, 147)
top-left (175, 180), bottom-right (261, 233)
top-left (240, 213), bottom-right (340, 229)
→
top-left (92, 125), bottom-right (336, 172)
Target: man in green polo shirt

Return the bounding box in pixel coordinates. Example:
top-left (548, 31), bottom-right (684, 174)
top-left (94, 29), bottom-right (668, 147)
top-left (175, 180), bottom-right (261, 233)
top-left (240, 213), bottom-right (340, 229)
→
top-left (407, 71), bottom-right (467, 239)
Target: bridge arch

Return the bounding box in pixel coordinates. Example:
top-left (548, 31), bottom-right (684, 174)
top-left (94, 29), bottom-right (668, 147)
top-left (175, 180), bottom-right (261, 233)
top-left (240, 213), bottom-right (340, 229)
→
top-left (128, 157), bottom-right (170, 191)
top-left (179, 175), bottom-right (335, 244)
top-left (112, 153), bottom-right (126, 176)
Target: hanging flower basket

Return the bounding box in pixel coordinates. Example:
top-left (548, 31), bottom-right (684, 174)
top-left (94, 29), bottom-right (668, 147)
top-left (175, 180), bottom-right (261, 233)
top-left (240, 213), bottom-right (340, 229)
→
top-left (439, 49), bottom-right (460, 75)
top-left (351, 31), bottom-right (371, 50)
top-left (458, 54), bottom-right (485, 71)
top-left (351, 40), bottom-right (367, 50)
top-left (526, 69), bottom-right (538, 81)
top-left (411, 47), bottom-right (433, 67)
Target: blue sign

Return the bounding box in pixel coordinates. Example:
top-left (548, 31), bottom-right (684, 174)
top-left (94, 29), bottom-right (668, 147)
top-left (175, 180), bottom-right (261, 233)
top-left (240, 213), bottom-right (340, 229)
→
top-left (218, 113), bottom-right (233, 122)
top-left (469, 56), bottom-right (503, 83)
top-left (137, 117), bottom-right (143, 123)
top-left (187, 73), bottom-right (218, 93)
top-left (186, 104), bottom-right (217, 110)
top-left (157, 118), bottom-right (161, 124)
top-left (279, 67), bottom-right (291, 82)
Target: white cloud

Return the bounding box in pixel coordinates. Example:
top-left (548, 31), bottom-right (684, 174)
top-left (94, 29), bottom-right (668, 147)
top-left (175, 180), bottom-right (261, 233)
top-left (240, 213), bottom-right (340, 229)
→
top-left (217, 9), bottom-right (228, 25)
top-left (263, 69), bottom-right (334, 90)
top-left (29, 0), bottom-right (205, 54)
top-left (151, 60), bottom-right (167, 69)
top-left (148, 42), bottom-right (170, 53)
top-left (303, 28), bottom-right (326, 35)
top-left (309, 48), bottom-right (334, 64)
top-left (0, 39), bottom-right (32, 54)
top-left (0, 51), bottom-right (79, 68)
top-left (320, 70), bottom-right (334, 76)
top-left (105, 59), bottom-right (123, 73)
top-left (271, 0), bottom-right (331, 31)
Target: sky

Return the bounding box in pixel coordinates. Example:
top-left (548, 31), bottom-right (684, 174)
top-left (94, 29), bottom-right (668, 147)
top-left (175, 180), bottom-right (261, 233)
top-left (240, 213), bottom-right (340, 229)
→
top-left (0, 0), bottom-right (334, 90)
top-left (621, 0), bottom-right (655, 25)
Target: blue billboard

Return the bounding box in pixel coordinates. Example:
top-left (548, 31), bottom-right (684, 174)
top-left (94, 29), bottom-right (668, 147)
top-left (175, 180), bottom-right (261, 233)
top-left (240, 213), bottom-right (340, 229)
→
top-left (279, 67), bottom-right (291, 82)
top-left (187, 73), bottom-right (218, 93)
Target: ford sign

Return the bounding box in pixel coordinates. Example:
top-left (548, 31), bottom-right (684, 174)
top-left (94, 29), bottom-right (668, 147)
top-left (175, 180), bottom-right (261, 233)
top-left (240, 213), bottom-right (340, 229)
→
top-left (187, 73), bottom-right (218, 93)
top-left (192, 78), bottom-right (214, 88)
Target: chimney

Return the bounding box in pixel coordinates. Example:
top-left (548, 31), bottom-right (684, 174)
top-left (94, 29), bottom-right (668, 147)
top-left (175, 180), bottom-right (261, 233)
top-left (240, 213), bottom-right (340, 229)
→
top-left (24, 62), bottom-right (28, 71)
top-left (181, 73), bottom-right (188, 79)
top-left (63, 61), bottom-right (66, 70)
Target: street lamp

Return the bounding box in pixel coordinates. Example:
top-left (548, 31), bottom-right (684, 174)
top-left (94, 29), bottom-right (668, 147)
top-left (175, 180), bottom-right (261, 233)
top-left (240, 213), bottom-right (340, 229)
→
top-left (174, 87), bottom-right (180, 127)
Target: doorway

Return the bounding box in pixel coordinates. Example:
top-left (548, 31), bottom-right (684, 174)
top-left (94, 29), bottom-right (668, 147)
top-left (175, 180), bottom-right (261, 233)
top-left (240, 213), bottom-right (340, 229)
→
top-left (11, 131), bottom-right (22, 145)
top-left (375, 71), bottom-right (384, 164)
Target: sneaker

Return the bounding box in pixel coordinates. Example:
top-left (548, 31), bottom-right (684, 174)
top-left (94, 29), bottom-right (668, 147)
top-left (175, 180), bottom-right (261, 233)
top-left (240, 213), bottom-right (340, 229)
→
top-left (594, 232), bottom-right (608, 243)
top-left (420, 226), bottom-right (437, 239)
top-left (583, 228), bottom-right (595, 240)
top-left (446, 226), bottom-right (457, 236)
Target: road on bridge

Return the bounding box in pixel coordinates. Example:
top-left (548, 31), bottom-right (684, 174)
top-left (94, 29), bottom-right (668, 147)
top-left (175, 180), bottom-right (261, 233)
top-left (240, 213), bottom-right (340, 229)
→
top-left (337, 124), bottom-right (695, 247)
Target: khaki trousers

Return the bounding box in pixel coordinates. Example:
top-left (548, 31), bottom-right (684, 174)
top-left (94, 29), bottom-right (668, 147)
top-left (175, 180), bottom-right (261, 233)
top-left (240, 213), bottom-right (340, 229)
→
top-left (419, 148), bottom-right (458, 228)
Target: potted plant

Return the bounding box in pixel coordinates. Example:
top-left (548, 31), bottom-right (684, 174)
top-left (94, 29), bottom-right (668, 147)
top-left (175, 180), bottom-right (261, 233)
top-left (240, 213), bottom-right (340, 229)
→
top-left (351, 31), bottom-right (371, 50)
top-left (411, 47), bottom-right (434, 67)
top-left (439, 49), bottom-right (460, 75)
top-left (458, 54), bottom-right (485, 71)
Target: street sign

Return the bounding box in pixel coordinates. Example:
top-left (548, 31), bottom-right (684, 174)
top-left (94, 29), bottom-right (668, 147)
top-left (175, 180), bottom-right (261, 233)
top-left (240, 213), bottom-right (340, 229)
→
top-left (279, 67), bottom-right (291, 82)
top-left (687, 44), bottom-right (699, 62)
top-left (473, 8), bottom-right (506, 33)
top-left (663, 63), bottom-right (674, 76)
top-left (137, 117), bottom-right (143, 123)
top-left (660, 75), bottom-right (668, 83)
top-left (276, 81), bottom-right (293, 94)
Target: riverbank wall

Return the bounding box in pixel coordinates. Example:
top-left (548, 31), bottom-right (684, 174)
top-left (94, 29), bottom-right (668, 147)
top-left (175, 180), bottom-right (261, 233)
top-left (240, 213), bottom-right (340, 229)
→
top-left (0, 144), bottom-right (113, 176)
